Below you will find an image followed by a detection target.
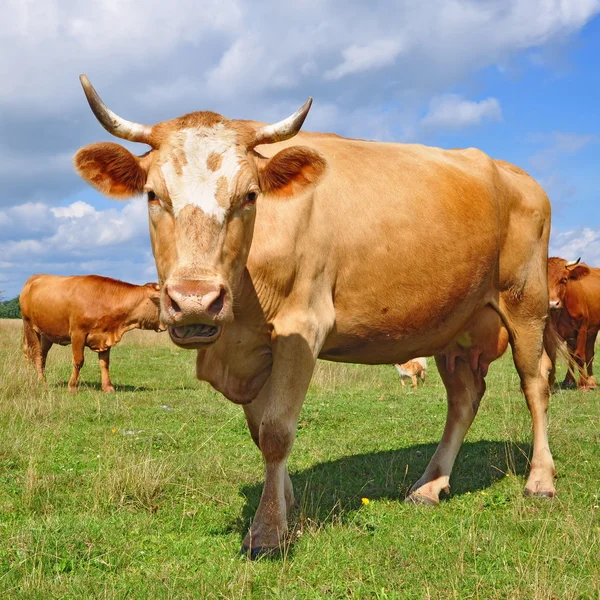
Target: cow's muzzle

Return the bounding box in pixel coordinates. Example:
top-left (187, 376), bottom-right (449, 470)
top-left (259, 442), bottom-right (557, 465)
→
top-left (162, 278), bottom-right (233, 347)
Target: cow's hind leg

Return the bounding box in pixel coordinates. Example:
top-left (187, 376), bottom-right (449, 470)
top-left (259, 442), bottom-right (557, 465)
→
top-left (407, 355), bottom-right (486, 504)
top-left (23, 320), bottom-right (44, 380)
top-left (40, 337), bottom-right (52, 375)
top-left (501, 300), bottom-right (556, 497)
top-left (407, 306), bottom-right (508, 504)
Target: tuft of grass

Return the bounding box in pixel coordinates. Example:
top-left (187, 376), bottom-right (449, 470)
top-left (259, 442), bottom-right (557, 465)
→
top-left (93, 454), bottom-right (172, 513)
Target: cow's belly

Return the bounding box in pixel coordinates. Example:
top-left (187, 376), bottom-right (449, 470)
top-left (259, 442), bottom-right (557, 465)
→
top-left (320, 327), bottom-right (455, 364)
top-left (321, 274), bottom-right (492, 363)
top-left (32, 322), bottom-right (71, 346)
top-left (42, 333), bottom-right (71, 346)
top-left (319, 308), bottom-right (464, 363)
top-left (320, 303), bottom-right (508, 369)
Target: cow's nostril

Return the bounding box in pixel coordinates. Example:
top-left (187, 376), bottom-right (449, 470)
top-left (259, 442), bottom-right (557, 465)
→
top-left (170, 297), bottom-right (181, 314)
top-left (164, 285), bottom-right (182, 315)
top-left (207, 288), bottom-right (226, 317)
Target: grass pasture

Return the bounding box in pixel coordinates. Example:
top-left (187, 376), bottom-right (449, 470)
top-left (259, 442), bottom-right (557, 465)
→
top-left (0, 318), bottom-right (599, 598)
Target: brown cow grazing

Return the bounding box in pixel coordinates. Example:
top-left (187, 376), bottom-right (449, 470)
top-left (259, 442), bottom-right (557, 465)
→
top-left (20, 275), bottom-right (163, 393)
top-left (395, 357), bottom-right (427, 388)
top-left (74, 75), bottom-right (556, 558)
top-left (547, 257), bottom-right (600, 390)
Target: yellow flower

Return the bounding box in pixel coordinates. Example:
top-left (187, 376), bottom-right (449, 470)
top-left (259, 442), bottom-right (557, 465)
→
top-left (361, 497), bottom-right (370, 505)
top-left (111, 428), bottom-right (117, 434)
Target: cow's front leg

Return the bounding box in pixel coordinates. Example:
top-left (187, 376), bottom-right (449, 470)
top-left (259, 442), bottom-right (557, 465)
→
top-left (241, 318), bottom-right (325, 558)
top-left (98, 349), bottom-right (115, 393)
top-left (243, 390), bottom-right (296, 516)
top-left (68, 332), bottom-right (86, 393)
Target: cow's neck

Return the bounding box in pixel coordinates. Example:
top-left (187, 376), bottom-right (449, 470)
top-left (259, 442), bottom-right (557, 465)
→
top-left (196, 268), bottom-right (274, 404)
top-left (124, 295), bottom-right (154, 331)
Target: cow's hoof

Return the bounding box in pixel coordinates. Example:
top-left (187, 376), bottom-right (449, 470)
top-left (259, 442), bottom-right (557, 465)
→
top-left (404, 493), bottom-right (438, 506)
top-left (67, 387), bottom-right (78, 394)
top-left (560, 381), bottom-right (576, 390)
top-left (524, 488), bottom-right (555, 499)
top-left (239, 545), bottom-right (280, 560)
top-left (103, 386), bottom-right (116, 394)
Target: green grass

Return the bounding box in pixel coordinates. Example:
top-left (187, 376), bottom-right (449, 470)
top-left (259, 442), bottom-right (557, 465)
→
top-left (0, 318), bottom-right (599, 599)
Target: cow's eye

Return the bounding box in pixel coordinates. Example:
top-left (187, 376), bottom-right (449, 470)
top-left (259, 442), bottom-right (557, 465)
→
top-left (245, 191), bottom-right (258, 205)
top-left (147, 191), bottom-right (158, 202)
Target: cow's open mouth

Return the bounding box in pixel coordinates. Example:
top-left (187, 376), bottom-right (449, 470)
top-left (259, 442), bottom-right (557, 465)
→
top-left (168, 324), bottom-right (221, 346)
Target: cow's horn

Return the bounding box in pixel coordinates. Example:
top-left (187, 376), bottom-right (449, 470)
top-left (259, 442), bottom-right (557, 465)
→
top-left (250, 98), bottom-right (313, 148)
top-left (566, 257), bottom-right (581, 268)
top-left (79, 74), bottom-right (153, 145)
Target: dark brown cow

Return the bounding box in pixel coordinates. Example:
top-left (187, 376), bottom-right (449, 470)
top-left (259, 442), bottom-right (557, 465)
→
top-left (547, 257), bottom-right (600, 390)
top-left (74, 75), bottom-right (556, 557)
top-left (20, 274), bottom-right (163, 393)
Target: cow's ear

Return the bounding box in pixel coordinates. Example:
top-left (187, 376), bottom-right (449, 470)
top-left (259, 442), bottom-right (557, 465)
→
top-left (74, 142), bottom-right (148, 199)
top-left (258, 146), bottom-right (327, 198)
top-left (568, 264), bottom-right (591, 280)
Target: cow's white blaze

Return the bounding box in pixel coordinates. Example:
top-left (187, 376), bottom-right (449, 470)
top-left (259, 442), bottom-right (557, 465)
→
top-left (161, 124), bottom-right (240, 223)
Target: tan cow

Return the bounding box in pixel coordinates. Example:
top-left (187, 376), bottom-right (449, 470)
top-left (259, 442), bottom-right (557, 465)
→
top-left (74, 75), bottom-right (555, 557)
top-left (20, 274), bottom-right (163, 393)
top-left (395, 357), bottom-right (427, 388)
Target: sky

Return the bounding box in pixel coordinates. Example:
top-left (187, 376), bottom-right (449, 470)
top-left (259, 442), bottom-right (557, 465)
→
top-left (1, 0), bottom-right (599, 298)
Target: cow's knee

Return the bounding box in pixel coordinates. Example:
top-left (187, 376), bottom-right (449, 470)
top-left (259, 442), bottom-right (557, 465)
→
top-left (259, 423), bottom-right (294, 464)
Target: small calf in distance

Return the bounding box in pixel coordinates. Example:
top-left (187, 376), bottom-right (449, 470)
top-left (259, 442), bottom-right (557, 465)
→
top-left (395, 357), bottom-right (427, 388)
top-left (20, 275), bottom-right (164, 393)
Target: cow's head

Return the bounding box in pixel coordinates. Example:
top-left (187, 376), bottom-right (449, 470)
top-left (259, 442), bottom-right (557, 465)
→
top-left (547, 256), bottom-right (590, 309)
top-left (74, 76), bottom-right (326, 348)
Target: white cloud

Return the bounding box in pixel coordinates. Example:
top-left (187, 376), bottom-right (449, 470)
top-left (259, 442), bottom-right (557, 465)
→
top-left (51, 200), bottom-right (96, 218)
top-left (550, 227), bottom-right (600, 263)
top-left (421, 94), bottom-right (502, 130)
top-left (324, 40), bottom-right (405, 80)
top-left (1, 0), bottom-right (598, 115)
top-left (0, 0), bottom-right (243, 108)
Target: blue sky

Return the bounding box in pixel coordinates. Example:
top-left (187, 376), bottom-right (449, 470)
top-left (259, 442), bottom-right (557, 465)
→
top-left (1, 0), bottom-right (599, 298)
